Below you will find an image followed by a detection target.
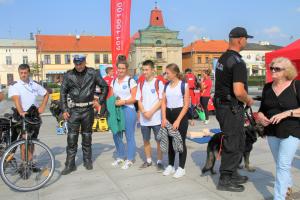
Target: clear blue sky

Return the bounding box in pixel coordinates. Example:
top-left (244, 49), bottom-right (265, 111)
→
top-left (0, 0), bottom-right (299, 46)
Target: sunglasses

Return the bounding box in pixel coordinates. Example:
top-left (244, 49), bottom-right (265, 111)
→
top-left (270, 66), bottom-right (285, 72)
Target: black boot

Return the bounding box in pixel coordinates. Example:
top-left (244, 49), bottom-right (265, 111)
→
top-left (83, 161), bottom-right (93, 170)
top-left (231, 171), bottom-right (248, 184)
top-left (217, 174), bottom-right (245, 192)
top-left (82, 132), bottom-right (93, 170)
top-left (61, 164), bottom-right (77, 175)
top-left (61, 133), bottom-right (78, 175)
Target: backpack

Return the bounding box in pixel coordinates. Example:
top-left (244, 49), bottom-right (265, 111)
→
top-left (164, 80), bottom-right (186, 97)
top-left (139, 78), bottom-right (162, 102)
top-left (185, 73), bottom-right (198, 89)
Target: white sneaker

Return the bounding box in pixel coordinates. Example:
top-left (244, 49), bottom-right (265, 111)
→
top-left (173, 167), bottom-right (185, 178)
top-left (204, 120), bottom-right (209, 125)
top-left (163, 165), bottom-right (175, 176)
top-left (111, 158), bottom-right (125, 167)
top-left (121, 160), bottom-right (133, 170)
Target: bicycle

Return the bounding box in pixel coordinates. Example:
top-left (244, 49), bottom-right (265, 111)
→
top-left (0, 110), bottom-right (55, 192)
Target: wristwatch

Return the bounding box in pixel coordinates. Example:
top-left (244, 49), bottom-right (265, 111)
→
top-left (290, 110), bottom-right (293, 117)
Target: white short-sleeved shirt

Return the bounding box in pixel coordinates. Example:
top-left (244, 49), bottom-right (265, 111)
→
top-left (111, 76), bottom-right (137, 109)
top-left (8, 79), bottom-right (47, 111)
top-left (165, 81), bottom-right (188, 108)
top-left (136, 78), bottom-right (164, 126)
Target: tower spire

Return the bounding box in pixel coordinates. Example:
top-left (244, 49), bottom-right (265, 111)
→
top-left (149, 3), bottom-right (164, 27)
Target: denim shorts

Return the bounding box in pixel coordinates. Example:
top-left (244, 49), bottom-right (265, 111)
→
top-left (140, 125), bottom-right (161, 142)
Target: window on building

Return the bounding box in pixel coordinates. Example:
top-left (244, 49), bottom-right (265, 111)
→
top-left (156, 52), bottom-right (162, 59)
top-left (197, 57), bottom-right (201, 64)
top-left (205, 57), bottom-right (209, 63)
top-left (246, 55), bottom-right (251, 59)
top-left (6, 56), bottom-right (12, 65)
top-left (23, 56), bottom-right (28, 64)
top-left (256, 55), bottom-right (261, 61)
top-left (95, 54), bottom-right (100, 64)
top-left (156, 40), bottom-right (162, 45)
top-left (65, 54), bottom-right (70, 64)
top-left (44, 55), bottom-right (51, 64)
top-left (55, 55), bottom-right (61, 64)
top-left (103, 54), bottom-right (109, 64)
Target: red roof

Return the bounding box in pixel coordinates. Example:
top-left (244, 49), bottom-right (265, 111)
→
top-left (36, 35), bottom-right (111, 52)
top-left (183, 40), bottom-right (228, 53)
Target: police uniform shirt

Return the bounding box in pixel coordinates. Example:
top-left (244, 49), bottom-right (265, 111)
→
top-left (111, 75), bottom-right (137, 109)
top-left (215, 50), bottom-right (248, 101)
top-left (8, 79), bottom-right (47, 111)
top-left (136, 78), bottom-right (164, 126)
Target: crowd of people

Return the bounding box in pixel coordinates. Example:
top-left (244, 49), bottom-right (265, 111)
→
top-left (1, 26), bottom-right (299, 200)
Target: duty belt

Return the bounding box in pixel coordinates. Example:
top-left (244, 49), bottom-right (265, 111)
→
top-left (74, 102), bottom-right (93, 107)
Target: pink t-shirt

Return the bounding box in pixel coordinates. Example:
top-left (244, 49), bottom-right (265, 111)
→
top-left (202, 77), bottom-right (212, 97)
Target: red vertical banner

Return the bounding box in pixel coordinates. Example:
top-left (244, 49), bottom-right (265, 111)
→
top-left (111, 0), bottom-right (131, 75)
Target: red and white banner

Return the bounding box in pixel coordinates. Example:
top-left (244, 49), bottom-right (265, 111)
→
top-left (110, 0), bottom-right (131, 75)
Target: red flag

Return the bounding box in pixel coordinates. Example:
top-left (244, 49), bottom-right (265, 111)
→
top-left (110, 0), bottom-right (131, 75)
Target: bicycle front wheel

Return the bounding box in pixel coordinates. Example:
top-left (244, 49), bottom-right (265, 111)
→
top-left (0, 139), bottom-right (55, 192)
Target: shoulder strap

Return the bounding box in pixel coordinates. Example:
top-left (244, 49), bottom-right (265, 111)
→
top-left (139, 79), bottom-right (145, 101)
top-left (181, 80), bottom-right (185, 96)
top-left (164, 81), bottom-right (171, 93)
top-left (154, 78), bottom-right (160, 96)
top-left (128, 77), bottom-right (131, 88)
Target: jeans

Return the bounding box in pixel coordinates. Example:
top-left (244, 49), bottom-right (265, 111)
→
top-left (268, 136), bottom-right (300, 200)
top-left (112, 106), bottom-right (137, 161)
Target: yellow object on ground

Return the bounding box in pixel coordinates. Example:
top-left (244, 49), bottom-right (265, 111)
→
top-left (92, 118), bottom-right (109, 132)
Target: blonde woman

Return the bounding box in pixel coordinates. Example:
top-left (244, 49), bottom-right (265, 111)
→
top-left (257, 57), bottom-right (300, 200)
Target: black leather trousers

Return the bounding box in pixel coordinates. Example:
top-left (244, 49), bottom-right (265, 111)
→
top-left (65, 106), bottom-right (94, 167)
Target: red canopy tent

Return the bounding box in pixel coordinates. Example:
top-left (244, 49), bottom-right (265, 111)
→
top-left (265, 39), bottom-right (300, 82)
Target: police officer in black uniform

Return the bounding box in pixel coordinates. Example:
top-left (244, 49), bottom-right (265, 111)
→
top-left (214, 27), bottom-right (254, 192)
top-left (60, 55), bottom-right (108, 175)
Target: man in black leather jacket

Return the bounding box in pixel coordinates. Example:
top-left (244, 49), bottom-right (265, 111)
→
top-left (60, 55), bottom-right (108, 175)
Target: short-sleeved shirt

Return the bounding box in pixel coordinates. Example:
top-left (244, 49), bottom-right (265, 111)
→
top-left (215, 50), bottom-right (248, 102)
top-left (8, 79), bottom-right (47, 111)
top-left (165, 81), bottom-right (188, 108)
top-left (259, 81), bottom-right (300, 139)
top-left (201, 77), bottom-right (212, 97)
top-left (111, 75), bottom-right (137, 109)
top-left (136, 78), bottom-right (164, 126)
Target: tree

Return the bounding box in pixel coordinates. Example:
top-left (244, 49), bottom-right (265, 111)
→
top-left (30, 63), bottom-right (42, 81)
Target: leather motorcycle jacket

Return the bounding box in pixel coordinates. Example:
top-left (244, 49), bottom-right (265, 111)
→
top-left (60, 67), bottom-right (108, 113)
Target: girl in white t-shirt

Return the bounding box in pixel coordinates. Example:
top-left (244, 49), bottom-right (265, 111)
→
top-left (161, 63), bottom-right (189, 178)
top-left (110, 56), bottom-right (137, 170)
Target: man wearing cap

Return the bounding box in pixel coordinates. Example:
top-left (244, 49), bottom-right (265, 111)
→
top-left (60, 55), bottom-right (108, 175)
top-left (214, 27), bottom-right (254, 192)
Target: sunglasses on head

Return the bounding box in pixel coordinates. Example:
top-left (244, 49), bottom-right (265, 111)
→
top-left (270, 66), bottom-right (285, 72)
